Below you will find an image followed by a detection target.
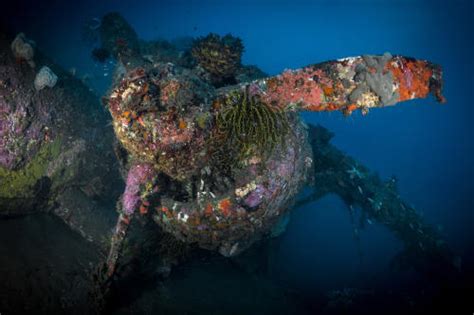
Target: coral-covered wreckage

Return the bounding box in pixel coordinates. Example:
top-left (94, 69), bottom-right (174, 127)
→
top-left (0, 12), bottom-right (458, 310)
top-left (97, 13), bottom-right (451, 278)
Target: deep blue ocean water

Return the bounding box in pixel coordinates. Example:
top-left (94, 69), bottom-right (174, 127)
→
top-left (2, 0), bottom-right (472, 312)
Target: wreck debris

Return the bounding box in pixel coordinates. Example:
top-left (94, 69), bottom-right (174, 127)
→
top-left (106, 213), bottom-right (132, 277)
top-left (298, 124), bottom-right (459, 278)
top-left (98, 12), bottom-right (142, 68)
top-left (0, 30), bottom-right (122, 244)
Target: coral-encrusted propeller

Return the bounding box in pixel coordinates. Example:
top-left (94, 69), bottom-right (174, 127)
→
top-left (104, 52), bottom-right (444, 278)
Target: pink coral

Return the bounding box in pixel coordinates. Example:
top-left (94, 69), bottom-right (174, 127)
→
top-left (122, 163), bottom-right (156, 215)
top-left (262, 68), bottom-right (325, 110)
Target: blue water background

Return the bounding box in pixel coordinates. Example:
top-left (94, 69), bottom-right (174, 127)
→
top-left (3, 0), bottom-right (472, 293)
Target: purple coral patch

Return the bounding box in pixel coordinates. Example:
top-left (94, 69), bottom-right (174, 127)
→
top-left (122, 163), bottom-right (156, 215)
top-left (0, 78), bottom-right (51, 170)
top-left (244, 184), bottom-right (271, 209)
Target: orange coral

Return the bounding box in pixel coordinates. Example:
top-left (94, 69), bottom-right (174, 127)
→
top-left (205, 203), bottom-right (214, 216)
top-left (178, 118), bottom-right (187, 129)
top-left (322, 85), bottom-right (334, 96)
top-left (386, 59), bottom-right (432, 102)
top-left (218, 198), bottom-right (232, 217)
top-left (343, 104), bottom-right (358, 116)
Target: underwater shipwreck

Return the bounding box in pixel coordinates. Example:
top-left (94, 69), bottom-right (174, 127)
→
top-left (0, 12), bottom-right (463, 314)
